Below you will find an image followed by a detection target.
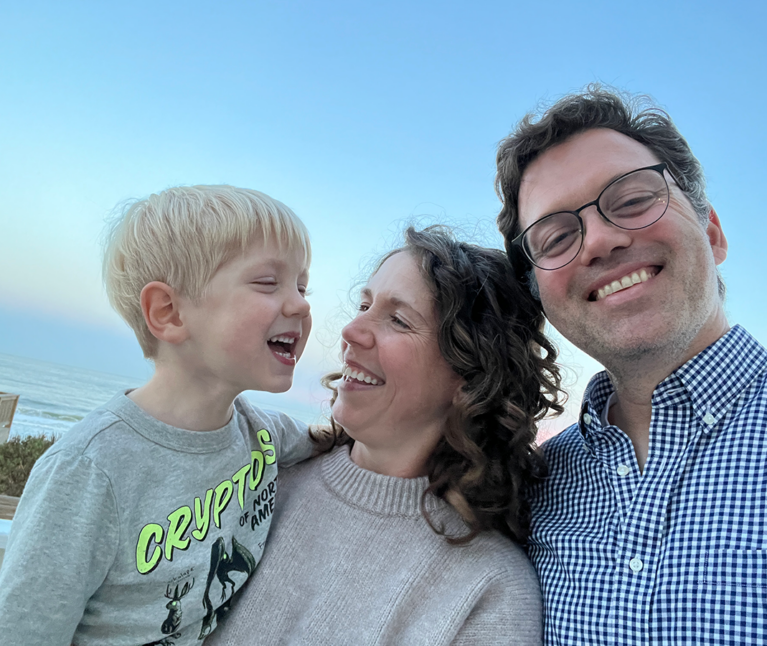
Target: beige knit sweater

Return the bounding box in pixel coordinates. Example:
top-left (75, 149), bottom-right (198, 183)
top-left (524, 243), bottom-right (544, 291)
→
top-left (206, 445), bottom-right (542, 646)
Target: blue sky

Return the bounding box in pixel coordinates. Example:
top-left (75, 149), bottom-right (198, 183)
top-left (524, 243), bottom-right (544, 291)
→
top-left (1, 0), bottom-right (765, 426)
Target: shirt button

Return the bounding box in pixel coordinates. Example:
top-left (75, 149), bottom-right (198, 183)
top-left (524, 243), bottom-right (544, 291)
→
top-left (703, 413), bottom-right (716, 425)
top-left (629, 557), bottom-right (644, 573)
top-left (617, 465), bottom-right (630, 476)
top-left (582, 413), bottom-right (593, 425)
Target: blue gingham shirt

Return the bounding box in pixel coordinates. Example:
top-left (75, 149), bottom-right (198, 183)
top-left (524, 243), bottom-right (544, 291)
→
top-left (528, 325), bottom-right (767, 645)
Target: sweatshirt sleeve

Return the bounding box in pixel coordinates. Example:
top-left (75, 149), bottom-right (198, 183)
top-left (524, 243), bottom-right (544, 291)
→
top-left (0, 449), bottom-right (119, 646)
top-left (451, 566), bottom-right (543, 646)
top-left (266, 409), bottom-right (314, 467)
top-left (239, 400), bottom-right (313, 468)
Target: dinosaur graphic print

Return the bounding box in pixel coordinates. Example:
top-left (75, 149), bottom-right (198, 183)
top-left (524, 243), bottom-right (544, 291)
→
top-left (198, 536), bottom-right (257, 639)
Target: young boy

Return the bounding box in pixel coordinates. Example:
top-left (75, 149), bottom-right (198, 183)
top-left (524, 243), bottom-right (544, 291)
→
top-left (0, 186), bottom-right (314, 645)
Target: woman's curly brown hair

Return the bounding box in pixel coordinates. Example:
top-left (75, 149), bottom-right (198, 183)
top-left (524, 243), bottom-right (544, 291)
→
top-left (316, 225), bottom-right (564, 544)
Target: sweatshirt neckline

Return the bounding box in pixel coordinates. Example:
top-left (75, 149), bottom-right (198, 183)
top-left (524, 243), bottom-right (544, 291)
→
top-left (321, 445), bottom-right (445, 517)
top-left (104, 390), bottom-right (238, 453)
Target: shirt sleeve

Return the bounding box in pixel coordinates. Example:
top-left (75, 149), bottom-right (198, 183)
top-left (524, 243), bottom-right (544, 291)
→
top-left (451, 567), bottom-right (543, 646)
top-left (237, 399), bottom-right (314, 468)
top-left (0, 449), bottom-right (119, 646)
top-left (262, 409), bottom-right (314, 467)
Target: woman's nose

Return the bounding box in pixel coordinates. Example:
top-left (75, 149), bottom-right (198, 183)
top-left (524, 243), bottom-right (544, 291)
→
top-left (341, 314), bottom-right (374, 349)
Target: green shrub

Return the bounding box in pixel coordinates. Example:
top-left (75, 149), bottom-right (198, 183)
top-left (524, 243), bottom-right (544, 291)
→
top-left (0, 435), bottom-right (56, 497)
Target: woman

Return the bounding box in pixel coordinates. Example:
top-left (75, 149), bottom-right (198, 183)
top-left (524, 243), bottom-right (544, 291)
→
top-left (208, 226), bottom-right (563, 645)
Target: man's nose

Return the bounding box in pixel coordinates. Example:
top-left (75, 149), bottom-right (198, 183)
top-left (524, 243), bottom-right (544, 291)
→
top-left (577, 206), bottom-right (634, 266)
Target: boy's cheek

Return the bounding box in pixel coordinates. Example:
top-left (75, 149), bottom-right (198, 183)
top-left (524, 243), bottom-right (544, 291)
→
top-left (297, 314), bottom-right (312, 361)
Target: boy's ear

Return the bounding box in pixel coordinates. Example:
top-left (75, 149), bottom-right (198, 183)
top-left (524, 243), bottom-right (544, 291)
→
top-left (140, 282), bottom-right (189, 345)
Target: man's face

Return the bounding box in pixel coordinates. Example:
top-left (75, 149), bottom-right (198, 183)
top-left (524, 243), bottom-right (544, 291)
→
top-left (517, 128), bottom-right (728, 370)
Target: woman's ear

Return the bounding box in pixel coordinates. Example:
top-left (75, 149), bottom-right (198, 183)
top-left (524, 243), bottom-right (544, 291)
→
top-left (451, 377), bottom-right (468, 406)
top-left (140, 282), bottom-right (189, 345)
top-left (706, 207), bottom-right (728, 265)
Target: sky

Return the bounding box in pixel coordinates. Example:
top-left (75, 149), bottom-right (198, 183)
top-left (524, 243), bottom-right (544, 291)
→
top-left (1, 0), bottom-right (765, 427)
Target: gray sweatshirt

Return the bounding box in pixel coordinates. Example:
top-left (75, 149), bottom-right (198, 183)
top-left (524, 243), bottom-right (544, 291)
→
top-left (207, 445), bottom-right (542, 646)
top-left (0, 391), bottom-right (312, 646)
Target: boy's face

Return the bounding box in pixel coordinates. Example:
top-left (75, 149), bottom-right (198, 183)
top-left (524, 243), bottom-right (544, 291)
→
top-left (178, 237), bottom-right (311, 395)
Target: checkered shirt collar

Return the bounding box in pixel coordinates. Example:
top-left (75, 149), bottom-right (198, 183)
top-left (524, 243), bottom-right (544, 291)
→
top-left (578, 324), bottom-right (767, 437)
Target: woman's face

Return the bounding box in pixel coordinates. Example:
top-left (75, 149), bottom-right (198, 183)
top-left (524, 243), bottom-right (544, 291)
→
top-left (333, 251), bottom-right (463, 456)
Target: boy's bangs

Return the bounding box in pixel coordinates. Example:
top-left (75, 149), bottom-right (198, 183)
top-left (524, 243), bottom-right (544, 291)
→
top-left (258, 223), bottom-right (312, 268)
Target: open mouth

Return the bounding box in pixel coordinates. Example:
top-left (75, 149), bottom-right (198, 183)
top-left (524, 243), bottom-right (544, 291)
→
top-left (267, 335), bottom-right (298, 360)
top-left (590, 266), bottom-right (661, 301)
top-left (342, 363), bottom-right (384, 386)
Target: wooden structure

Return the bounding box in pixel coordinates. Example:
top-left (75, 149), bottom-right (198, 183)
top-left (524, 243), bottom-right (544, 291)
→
top-left (0, 495), bottom-right (19, 521)
top-left (0, 392), bottom-right (19, 444)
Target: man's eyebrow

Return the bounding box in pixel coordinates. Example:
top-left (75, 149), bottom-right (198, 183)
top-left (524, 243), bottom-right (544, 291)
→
top-left (536, 169), bottom-right (637, 217)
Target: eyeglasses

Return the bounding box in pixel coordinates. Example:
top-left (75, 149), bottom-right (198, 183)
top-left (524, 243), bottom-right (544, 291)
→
top-left (513, 163), bottom-right (671, 270)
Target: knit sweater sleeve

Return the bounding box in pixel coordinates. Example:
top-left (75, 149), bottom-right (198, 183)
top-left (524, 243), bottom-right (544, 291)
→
top-left (451, 561), bottom-right (543, 646)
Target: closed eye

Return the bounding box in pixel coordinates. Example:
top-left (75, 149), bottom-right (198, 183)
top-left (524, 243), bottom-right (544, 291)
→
top-left (391, 315), bottom-right (410, 330)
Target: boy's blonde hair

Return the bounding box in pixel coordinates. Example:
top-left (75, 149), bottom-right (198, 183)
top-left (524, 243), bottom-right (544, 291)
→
top-left (103, 185), bottom-right (311, 358)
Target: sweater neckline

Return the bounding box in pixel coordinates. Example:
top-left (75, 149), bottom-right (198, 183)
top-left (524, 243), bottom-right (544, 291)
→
top-left (321, 445), bottom-right (446, 517)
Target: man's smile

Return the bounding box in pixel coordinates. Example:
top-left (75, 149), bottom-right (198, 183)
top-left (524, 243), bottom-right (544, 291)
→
top-left (590, 266), bottom-right (661, 301)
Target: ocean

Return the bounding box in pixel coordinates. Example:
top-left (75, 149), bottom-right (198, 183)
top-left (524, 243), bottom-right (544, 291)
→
top-left (0, 353), bottom-right (141, 439)
top-left (0, 352), bottom-right (321, 440)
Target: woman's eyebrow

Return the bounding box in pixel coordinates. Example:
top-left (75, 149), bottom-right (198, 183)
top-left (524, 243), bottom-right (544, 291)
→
top-left (360, 288), bottom-right (428, 323)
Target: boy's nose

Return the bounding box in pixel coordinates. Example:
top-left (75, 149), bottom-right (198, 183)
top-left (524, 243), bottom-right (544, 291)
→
top-left (285, 290), bottom-right (311, 318)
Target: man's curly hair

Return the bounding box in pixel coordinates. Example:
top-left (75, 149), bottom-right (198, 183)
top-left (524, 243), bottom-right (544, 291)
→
top-left (316, 225), bottom-right (564, 544)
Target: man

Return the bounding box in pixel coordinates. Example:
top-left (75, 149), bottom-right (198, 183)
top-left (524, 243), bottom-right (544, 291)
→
top-left (495, 86), bottom-right (767, 645)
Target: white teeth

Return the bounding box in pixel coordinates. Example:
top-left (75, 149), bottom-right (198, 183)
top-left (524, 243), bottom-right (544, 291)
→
top-left (596, 269), bottom-right (655, 301)
top-left (342, 364), bottom-right (381, 386)
top-left (269, 335), bottom-right (296, 344)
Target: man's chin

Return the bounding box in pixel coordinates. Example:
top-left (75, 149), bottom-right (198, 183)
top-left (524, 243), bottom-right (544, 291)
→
top-left (576, 322), bottom-right (701, 375)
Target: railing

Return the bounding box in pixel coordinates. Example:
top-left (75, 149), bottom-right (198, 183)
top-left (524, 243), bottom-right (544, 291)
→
top-left (0, 496), bottom-right (18, 569)
top-left (0, 393), bottom-right (19, 443)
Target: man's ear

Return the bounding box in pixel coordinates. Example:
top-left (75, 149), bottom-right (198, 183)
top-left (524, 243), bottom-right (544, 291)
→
top-left (706, 207), bottom-right (728, 265)
top-left (140, 282), bottom-right (189, 345)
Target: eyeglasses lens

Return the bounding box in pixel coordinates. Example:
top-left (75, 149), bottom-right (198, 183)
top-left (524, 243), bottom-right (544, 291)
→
top-left (524, 212), bottom-right (582, 270)
top-left (523, 167), bottom-right (669, 270)
top-left (600, 168), bottom-right (669, 229)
